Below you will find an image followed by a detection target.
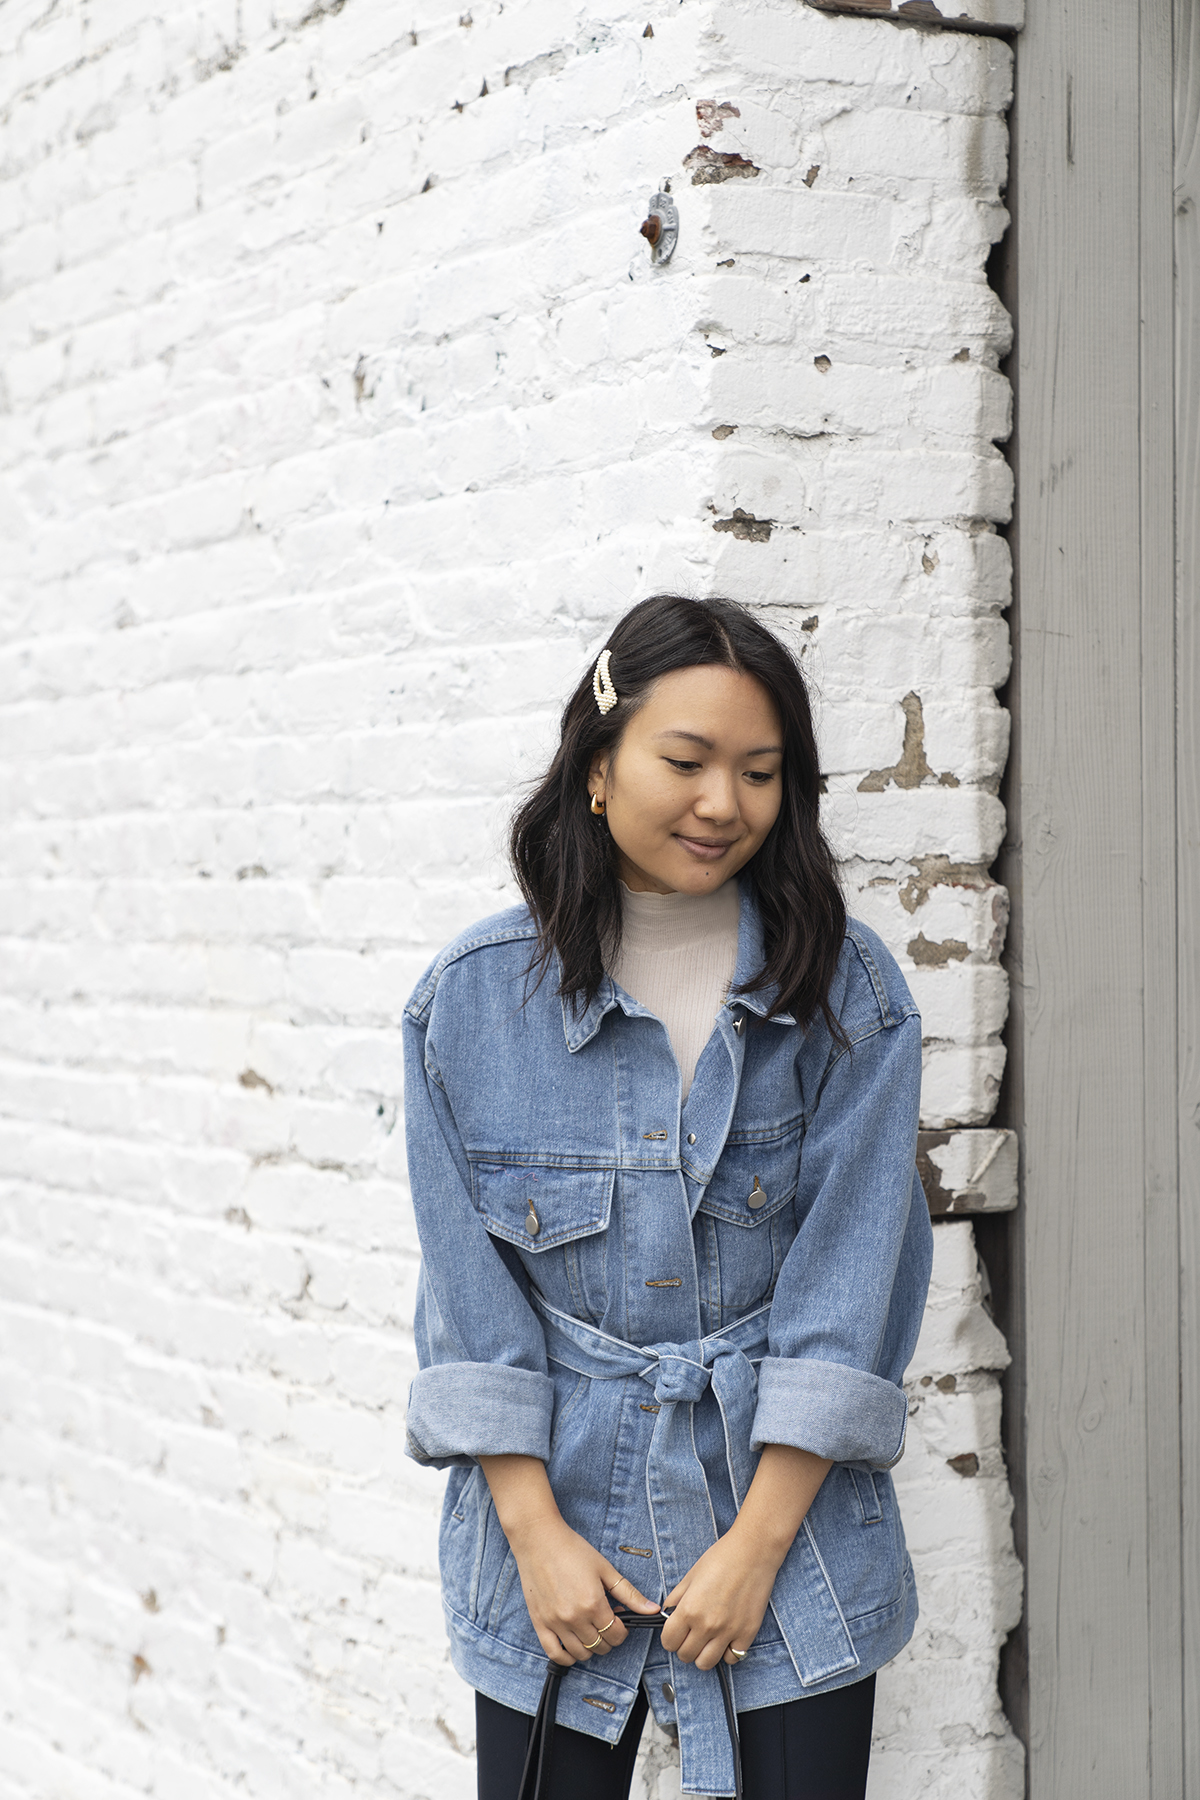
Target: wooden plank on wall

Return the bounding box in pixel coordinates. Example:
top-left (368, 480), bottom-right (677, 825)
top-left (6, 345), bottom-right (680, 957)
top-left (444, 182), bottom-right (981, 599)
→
top-left (1141, 3), bottom-right (1183, 1793)
top-left (1009, 0), bottom-right (1180, 1793)
top-left (1175, 0), bottom-right (1200, 1784)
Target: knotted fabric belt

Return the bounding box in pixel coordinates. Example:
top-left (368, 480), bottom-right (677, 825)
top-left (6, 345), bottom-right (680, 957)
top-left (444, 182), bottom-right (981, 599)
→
top-left (530, 1294), bottom-right (774, 1797)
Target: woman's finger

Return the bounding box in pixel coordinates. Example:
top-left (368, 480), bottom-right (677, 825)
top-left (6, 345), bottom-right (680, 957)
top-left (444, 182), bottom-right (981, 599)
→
top-left (557, 1624), bottom-right (600, 1660)
top-left (589, 1608), bottom-right (627, 1650)
top-left (603, 1566), bottom-right (658, 1612)
top-left (694, 1634), bottom-right (731, 1673)
top-left (582, 1617), bottom-right (615, 1655)
top-left (535, 1626), bottom-right (575, 1667)
top-left (673, 1636), bottom-right (704, 1665)
top-left (661, 1605), bottom-right (704, 1657)
top-left (662, 1617), bottom-right (705, 1663)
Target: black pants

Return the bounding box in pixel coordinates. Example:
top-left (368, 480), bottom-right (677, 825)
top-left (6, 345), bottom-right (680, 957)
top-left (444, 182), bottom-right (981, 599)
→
top-left (475, 1673), bottom-right (875, 1800)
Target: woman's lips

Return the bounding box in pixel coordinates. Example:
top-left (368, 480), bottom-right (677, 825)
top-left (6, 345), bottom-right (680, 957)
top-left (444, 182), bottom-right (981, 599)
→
top-left (674, 834), bottom-right (736, 861)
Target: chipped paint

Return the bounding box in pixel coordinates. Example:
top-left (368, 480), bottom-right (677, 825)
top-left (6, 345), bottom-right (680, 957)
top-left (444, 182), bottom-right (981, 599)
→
top-left (897, 855), bottom-right (994, 914)
top-left (696, 100), bottom-right (741, 137)
top-left (712, 507), bottom-right (772, 540)
top-left (804, 0), bottom-right (1023, 34)
top-left (917, 1128), bottom-right (1018, 1214)
top-left (908, 931), bottom-right (969, 967)
top-left (683, 146), bottom-right (761, 184)
top-left (858, 693), bottom-right (961, 793)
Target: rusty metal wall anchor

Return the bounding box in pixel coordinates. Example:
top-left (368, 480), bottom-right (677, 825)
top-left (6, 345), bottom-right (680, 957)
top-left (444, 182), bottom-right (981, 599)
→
top-left (639, 191), bottom-right (678, 264)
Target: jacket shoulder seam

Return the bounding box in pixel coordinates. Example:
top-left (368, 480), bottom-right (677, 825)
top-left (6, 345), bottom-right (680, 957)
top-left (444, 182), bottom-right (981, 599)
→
top-left (820, 1008), bottom-right (921, 1092)
top-left (844, 923), bottom-right (919, 1031)
top-left (844, 924), bottom-right (894, 1026)
top-left (405, 921), bottom-right (540, 1024)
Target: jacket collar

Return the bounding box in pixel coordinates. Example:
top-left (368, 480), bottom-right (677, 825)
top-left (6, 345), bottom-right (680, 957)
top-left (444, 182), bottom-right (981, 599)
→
top-left (561, 877), bottom-right (795, 1053)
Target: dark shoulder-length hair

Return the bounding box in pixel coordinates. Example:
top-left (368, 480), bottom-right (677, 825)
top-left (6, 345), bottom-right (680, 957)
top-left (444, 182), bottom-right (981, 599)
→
top-left (510, 594), bottom-right (847, 1033)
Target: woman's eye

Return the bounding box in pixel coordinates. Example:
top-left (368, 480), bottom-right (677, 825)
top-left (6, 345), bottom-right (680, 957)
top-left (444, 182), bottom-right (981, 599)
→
top-left (745, 770), bottom-right (776, 784)
top-left (666, 759), bottom-right (702, 773)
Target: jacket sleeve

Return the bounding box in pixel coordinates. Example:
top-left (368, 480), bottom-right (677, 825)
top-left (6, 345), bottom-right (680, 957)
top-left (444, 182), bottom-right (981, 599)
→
top-left (403, 1007), bottom-right (554, 1470)
top-left (750, 1010), bottom-right (933, 1470)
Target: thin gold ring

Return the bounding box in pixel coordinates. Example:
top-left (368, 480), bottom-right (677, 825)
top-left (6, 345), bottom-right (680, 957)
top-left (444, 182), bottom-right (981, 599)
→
top-left (596, 1617), bottom-right (616, 1635)
top-left (582, 1633), bottom-right (604, 1651)
top-left (729, 1647), bottom-right (748, 1660)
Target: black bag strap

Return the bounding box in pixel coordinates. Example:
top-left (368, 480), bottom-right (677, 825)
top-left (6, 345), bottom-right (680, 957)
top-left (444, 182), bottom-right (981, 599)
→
top-left (515, 1660), bottom-right (564, 1800)
top-left (716, 1659), bottom-right (743, 1798)
top-left (516, 1607), bottom-right (742, 1800)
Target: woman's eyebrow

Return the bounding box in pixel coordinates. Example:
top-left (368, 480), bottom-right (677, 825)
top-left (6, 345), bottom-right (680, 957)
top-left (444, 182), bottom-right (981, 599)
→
top-left (654, 729), bottom-right (784, 755)
top-left (655, 729), bottom-right (714, 748)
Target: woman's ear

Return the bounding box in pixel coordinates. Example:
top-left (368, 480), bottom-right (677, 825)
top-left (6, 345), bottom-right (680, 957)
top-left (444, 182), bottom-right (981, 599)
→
top-left (588, 749), bottom-right (610, 797)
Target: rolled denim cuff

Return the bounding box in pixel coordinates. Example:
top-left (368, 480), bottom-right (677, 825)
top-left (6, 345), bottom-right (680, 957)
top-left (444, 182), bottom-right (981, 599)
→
top-left (405, 1363), bottom-right (555, 1469)
top-left (751, 1358), bottom-right (908, 1469)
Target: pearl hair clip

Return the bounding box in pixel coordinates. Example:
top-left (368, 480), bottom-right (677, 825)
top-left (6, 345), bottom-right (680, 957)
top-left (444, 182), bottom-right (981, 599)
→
top-left (593, 648), bottom-right (618, 715)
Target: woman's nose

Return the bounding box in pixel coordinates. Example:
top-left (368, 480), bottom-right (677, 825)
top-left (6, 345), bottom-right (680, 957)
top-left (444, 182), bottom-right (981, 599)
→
top-left (694, 775), bottom-right (738, 822)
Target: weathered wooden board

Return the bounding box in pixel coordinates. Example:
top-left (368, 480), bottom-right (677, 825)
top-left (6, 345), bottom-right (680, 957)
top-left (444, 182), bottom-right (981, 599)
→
top-left (1175, 0), bottom-right (1200, 1782)
top-left (1009, 0), bottom-right (1183, 1794)
top-left (1140, 5), bottom-right (1182, 1792)
top-left (805, 0), bottom-right (1023, 34)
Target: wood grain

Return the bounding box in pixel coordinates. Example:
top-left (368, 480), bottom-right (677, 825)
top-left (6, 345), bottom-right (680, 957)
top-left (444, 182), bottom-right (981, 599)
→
top-left (1175, 0), bottom-right (1200, 1785)
top-left (1142, 5), bottom-right (1183, 1794)
top-left (1010, 1), bottom-right (1182, 1792)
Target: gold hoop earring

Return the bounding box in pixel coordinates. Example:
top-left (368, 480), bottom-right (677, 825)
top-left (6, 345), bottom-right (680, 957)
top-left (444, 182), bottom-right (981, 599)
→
top-left (590, 793), bottom-right (606, 816)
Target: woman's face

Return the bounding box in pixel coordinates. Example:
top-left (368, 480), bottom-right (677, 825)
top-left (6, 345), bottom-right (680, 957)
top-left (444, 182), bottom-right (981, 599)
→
top-left (588, 664), bottom-right (785, 896)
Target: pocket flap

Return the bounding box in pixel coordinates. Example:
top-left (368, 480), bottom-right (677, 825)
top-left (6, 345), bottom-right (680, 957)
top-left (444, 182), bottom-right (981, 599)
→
top-left (472, 1162), bottom-right (615, 1253)
top-left (698, 1134), bottom-right (800, 1228)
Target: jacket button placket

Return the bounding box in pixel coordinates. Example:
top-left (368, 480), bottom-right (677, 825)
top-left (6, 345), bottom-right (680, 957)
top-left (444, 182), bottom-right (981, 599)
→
top-left (613, 1023), bottom-right (703, 1348)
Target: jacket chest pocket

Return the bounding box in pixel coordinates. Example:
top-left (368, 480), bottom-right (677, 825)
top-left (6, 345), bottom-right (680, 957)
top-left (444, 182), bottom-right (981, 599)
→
top-left (698, 1134), bottom-right (801, 1316)
top-left (472, 1162), bottom-right (615, 1320)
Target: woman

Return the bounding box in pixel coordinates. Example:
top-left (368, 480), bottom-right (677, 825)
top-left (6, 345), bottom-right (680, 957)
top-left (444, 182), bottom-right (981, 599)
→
top-left (403, 595), bottom-right (933, 1800)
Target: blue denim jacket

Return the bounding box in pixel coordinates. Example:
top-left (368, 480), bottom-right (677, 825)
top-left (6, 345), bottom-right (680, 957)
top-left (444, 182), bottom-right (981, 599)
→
top-left (403, 882), bottom-right (932, 1797)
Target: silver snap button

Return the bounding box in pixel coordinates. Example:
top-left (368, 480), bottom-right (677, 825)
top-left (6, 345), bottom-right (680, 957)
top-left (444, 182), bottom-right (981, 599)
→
top-left (747, 1176), bottom-right (767, 1211)
top-left (687, 1133), bottom-right (696, 1145)
top-left (524, 1203), bottom-right (540, 1236)
top-left (662, 1681), bottom-right (675, 1703)
top-left (732, 1015), bottom-right (744, 1036)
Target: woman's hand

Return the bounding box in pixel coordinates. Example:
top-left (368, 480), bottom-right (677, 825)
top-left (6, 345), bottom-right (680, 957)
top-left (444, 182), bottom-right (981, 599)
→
top-left (480, 1454), bottom-right (658, 1666)
top-left (511, 1512), bottom-right (659, 1666)
top-left (662, 1443), bottom-right (833, 1670)
top-left (661, 1531), bottom-right (780, 1670)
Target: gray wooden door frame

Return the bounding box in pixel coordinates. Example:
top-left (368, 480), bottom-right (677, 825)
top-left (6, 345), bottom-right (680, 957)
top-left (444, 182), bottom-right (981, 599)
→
top-left (999, 1), bottom-right (1199, 1792)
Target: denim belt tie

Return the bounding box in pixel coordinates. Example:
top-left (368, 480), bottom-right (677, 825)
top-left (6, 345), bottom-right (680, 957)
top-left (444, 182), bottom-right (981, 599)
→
top-left (531, 1293), bottom-right (776, 1798)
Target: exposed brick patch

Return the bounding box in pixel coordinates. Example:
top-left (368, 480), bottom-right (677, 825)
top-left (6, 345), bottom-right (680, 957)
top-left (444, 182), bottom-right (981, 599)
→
top-left (712, 508), bottom-right (773, 541)
top-left (684, 145), bottom-right (761, 183)
top-left (696, 99), bottom-right (741, 137)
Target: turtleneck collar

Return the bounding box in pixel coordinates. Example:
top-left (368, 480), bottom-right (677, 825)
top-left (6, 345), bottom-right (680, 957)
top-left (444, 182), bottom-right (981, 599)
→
top-left (617, 877), bottom-right (741, 952)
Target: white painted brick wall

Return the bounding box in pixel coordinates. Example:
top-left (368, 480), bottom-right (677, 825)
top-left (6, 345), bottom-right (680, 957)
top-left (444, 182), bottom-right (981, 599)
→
top-left (0, 1), bottom-right (1020, 1795)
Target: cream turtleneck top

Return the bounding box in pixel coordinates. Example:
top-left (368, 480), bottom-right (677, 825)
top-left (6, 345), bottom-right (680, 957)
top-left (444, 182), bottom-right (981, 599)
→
top-left (606, 879), bottom-right (741, 1101)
